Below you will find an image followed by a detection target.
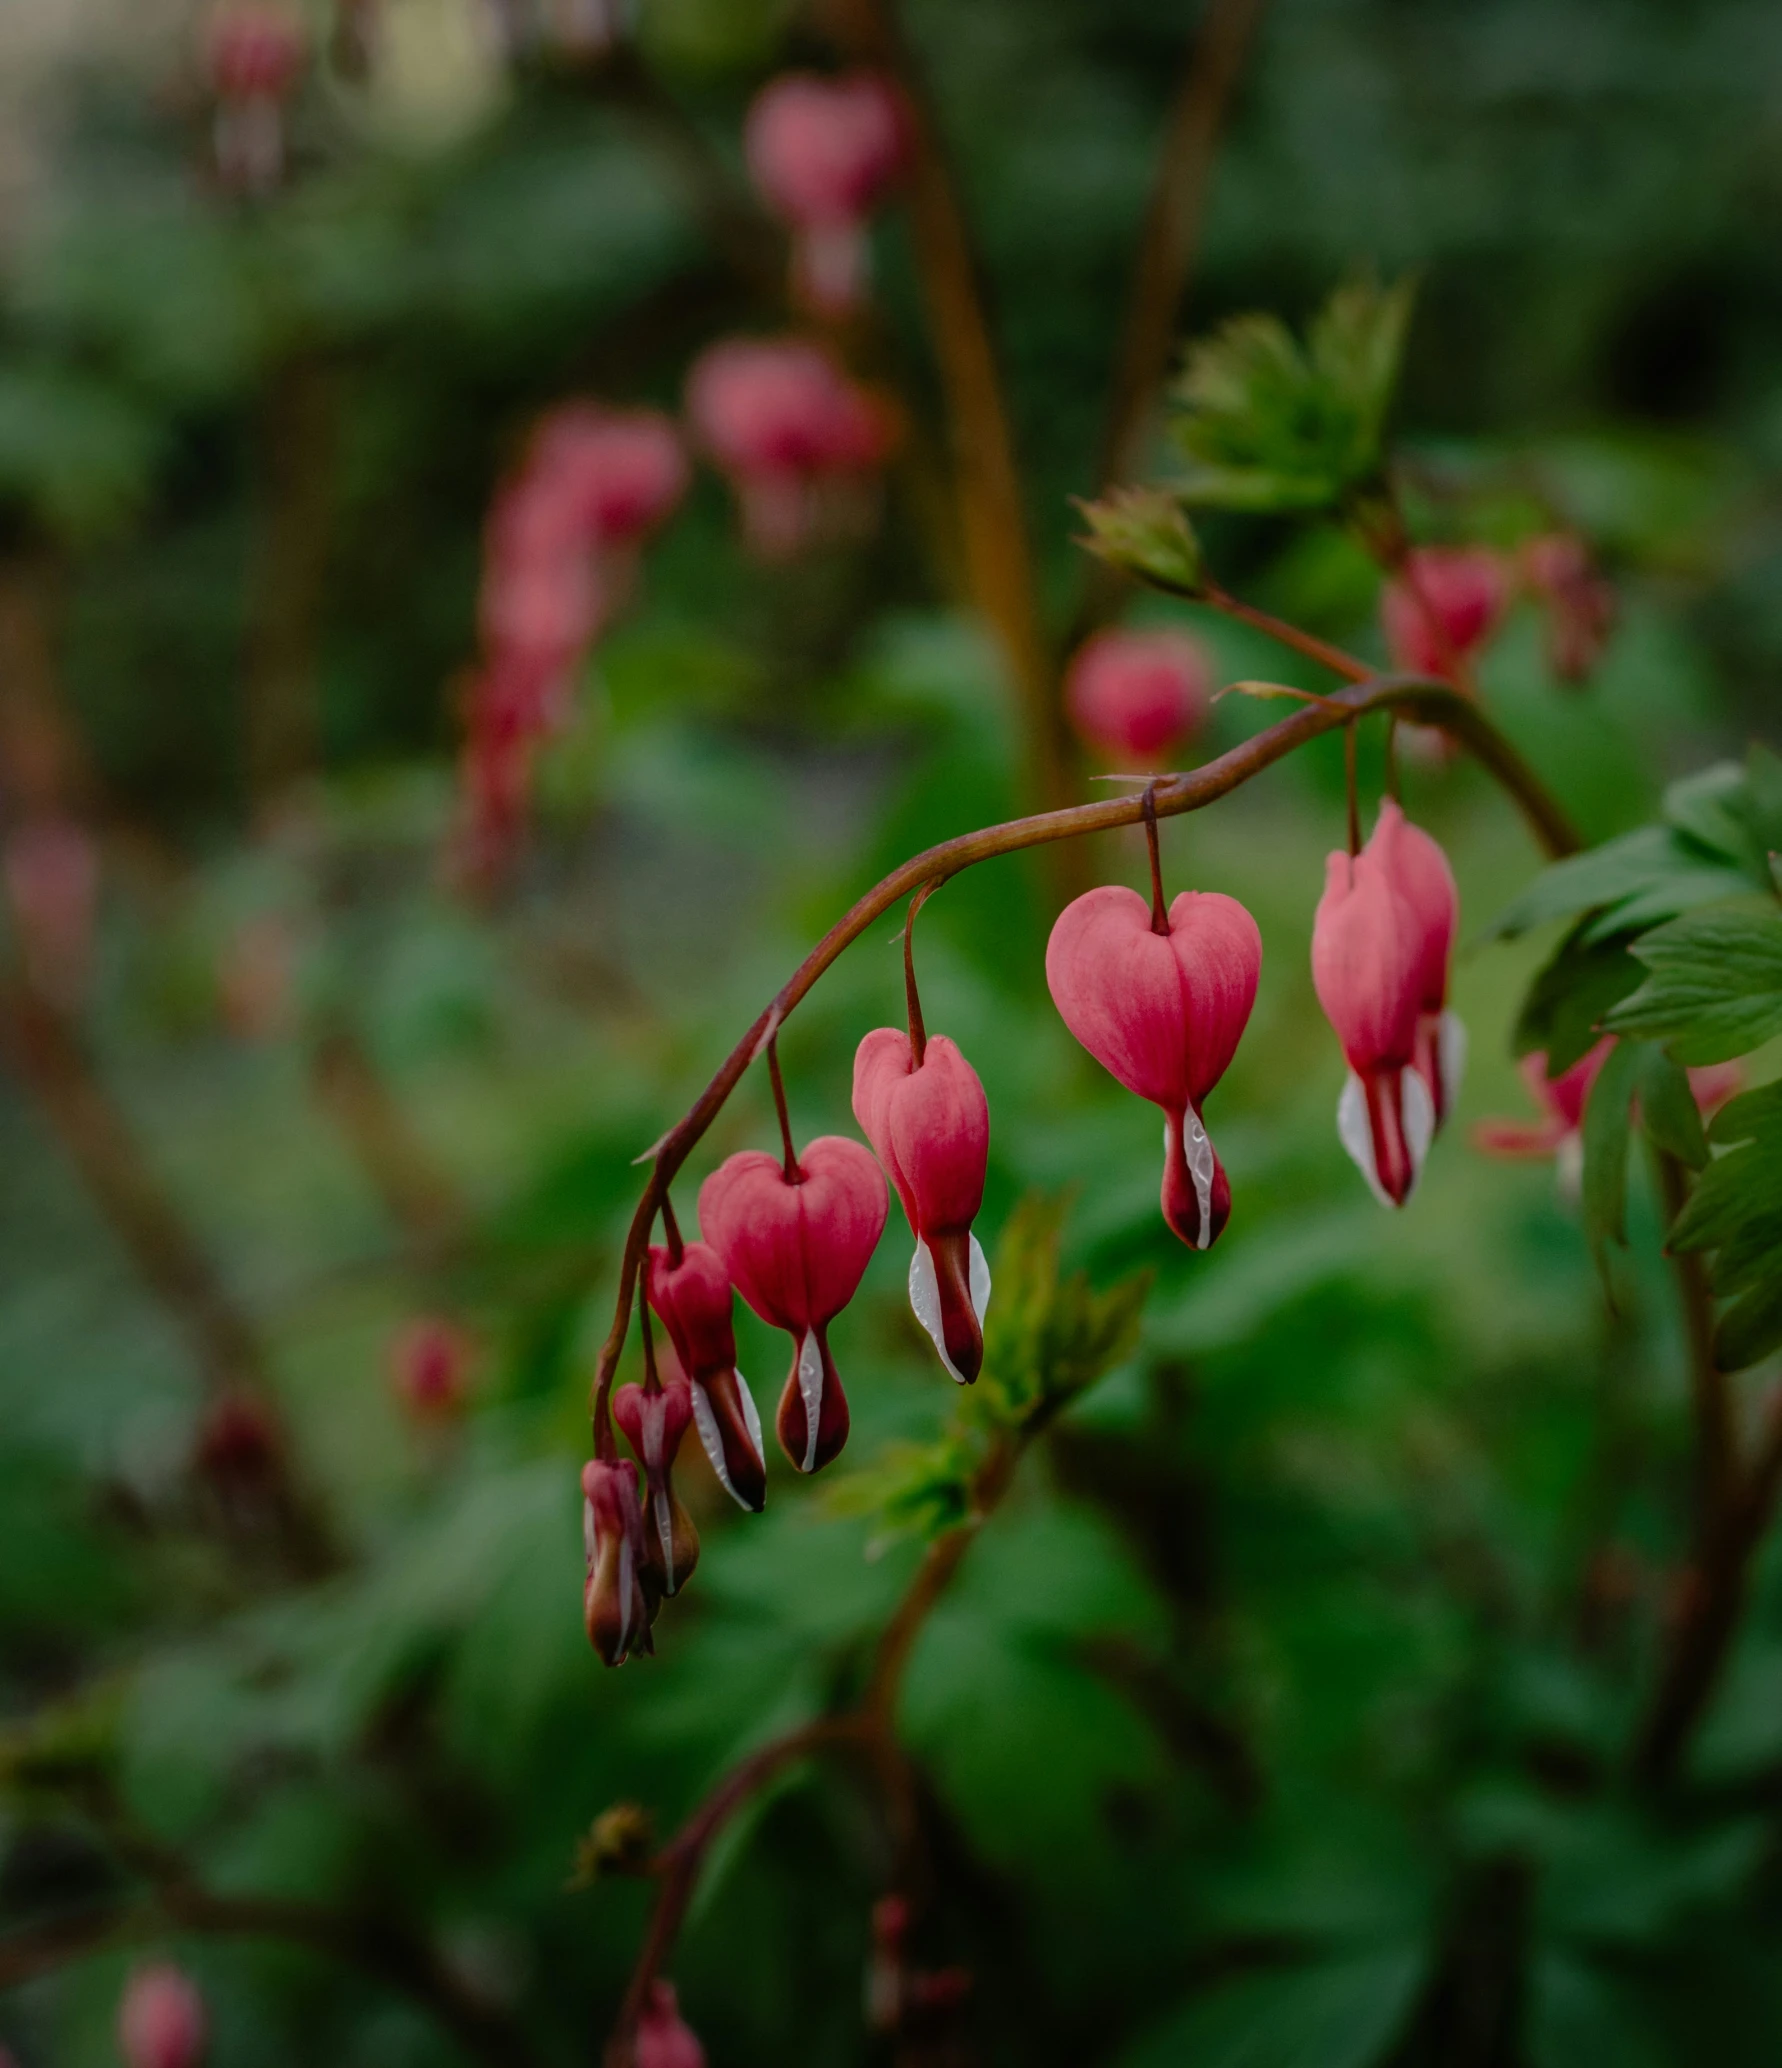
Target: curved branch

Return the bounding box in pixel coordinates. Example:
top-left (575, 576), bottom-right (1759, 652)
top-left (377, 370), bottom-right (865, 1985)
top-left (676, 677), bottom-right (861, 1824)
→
top-left (588, 671), bottom-right (1579, 1430)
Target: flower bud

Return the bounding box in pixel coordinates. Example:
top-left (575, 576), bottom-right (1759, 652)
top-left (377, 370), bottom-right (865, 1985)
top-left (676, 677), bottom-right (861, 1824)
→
top-left (1046, 886), bottom-right (1261, 1248)
top-left (745, 73), bottom-right (904, 314)
top-left (1521, 532), bottom-right (1614, 684)
top-left (118, 1962), bottom-right (207, 2068)
top-left (526, 406), bottom-right (689, 549)
top-left (389, 1316), bottom-right (473, 1423)
top-left (646, 1241), bottom-right (767, 1512)
top-left (582, 1457), bottom-right (651, 1666)
top-left (635, 1979), bottom-right (705, 2068)
top-left (1367, 800), bottom-right (1463, 1127)
top-left (852, 1031), bottom-right (990, 1384)
top-left (1311, 847), bottom-right (1429, 1206)
top-left (1065, 628), bottom-right (1212, 767)
top-left (1074, 487), bottom-right (1204, 595)
top-left (1381, 547), bottom-right (1506, 682)
top-left (698, 1137), bottom-right (887, 1473)
top-left (613, 1365), bottom-right (700, 1599)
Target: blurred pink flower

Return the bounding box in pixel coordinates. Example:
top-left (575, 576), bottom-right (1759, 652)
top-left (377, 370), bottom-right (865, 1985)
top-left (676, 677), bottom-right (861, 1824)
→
top-left (3, 815), bottom-right (98, 1010)
top-left (635, 1979), bottom-right (705, 2068)
top-left (1521, 532), bottom-right (1615, 684)
top-left (1064, 628), bottom-right (1212, 766)
top-left (745, 72), bottom-right (905, 313)
top-left (206, 5), bottom-right (305, 193)
top-left (390, 1316), bottom-right (474, 1422)
top-left (118, 1962), bottom-right (207, 2068)
top-left (1381, 547), bottom-right (1508, 682)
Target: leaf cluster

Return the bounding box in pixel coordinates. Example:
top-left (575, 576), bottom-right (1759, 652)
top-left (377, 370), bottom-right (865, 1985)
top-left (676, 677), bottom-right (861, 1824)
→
top-left (1166, 278), bottom-right (1414, 514)
top-left (829, 1197), bottom-right (1149, 1553)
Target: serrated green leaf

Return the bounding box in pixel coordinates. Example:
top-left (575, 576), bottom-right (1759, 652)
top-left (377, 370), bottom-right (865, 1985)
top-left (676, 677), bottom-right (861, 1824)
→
top-left (1639, 1049), bottom-right (1708, 1169)
top-left (1168, 278), bottom-right (1412, 516)
top-left (1582, 1037), bottom-right (1643, 1267)
top-left (1514, 928), bottom-right (1642, 1074)
top-left (1661, 762), bottom-right (1755, 866)
top-left (1605, 907), bottom-right (1782, 1062)
top-left (1491, 827), bottom-right (1751, 942)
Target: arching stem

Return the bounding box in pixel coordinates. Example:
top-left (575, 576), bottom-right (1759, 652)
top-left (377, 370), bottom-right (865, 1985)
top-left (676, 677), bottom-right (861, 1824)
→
top-left (903, 882), bottom-right (939, 1066)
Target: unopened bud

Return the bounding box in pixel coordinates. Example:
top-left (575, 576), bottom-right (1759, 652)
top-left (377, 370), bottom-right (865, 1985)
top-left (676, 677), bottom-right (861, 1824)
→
top-left (118, 1962), bottom-right (207, 2068)
top-left (1075, 487), bottom-right (1205, 594)
top-left (635, 1979), bottom-right (705, 2068)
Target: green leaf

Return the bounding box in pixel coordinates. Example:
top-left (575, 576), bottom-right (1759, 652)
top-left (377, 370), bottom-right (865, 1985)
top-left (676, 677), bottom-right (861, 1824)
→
top-left (1120, 1947), bottom-right (1426, 2068)
top-left (1168, 277), bottom-right (1413, 515)
top-left (1513, 928), bottom-right (1642, 1074)
top-left (1638, 1048), bottom-right (1709, 1170)
top-left (1528, 1954), bottom-right (1673, 2068)
top-left (1490, 826), bottom-right (1751, 943)
top-left (1670, 1083), bottom-right (1782, 1371)
top-left (1581, 1038), bottom-right (1644, 1267)
top-left (1605, 907), bottom-right (1782, 1062)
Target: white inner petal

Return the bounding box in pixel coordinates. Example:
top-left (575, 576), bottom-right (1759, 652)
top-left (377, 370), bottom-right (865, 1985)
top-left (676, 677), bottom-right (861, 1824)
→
top-left (1556, 1131), bottom-right (1584, 1203)
top-left (690, 1382), bottom-right (744, 1508)
top-left (1403, 1065), bottom-right (1436, 1190)
top-left (1337, 1071), bottom-right (1394, 1209)
top-left (968, 1231), bottom-right (991, 1326)
top-left (1439, 1009), bottom-right (1468, 1117)
top-left (653, 1483), bottom-right (676, 1594)
top-left (582, 1496), bottom-right (596, 1567)
top-left (796, 1329), bottom-right (825, 1473)
top-left (1184, 1110), bottom-right (1216, 1251)
top-left (908, 1240), bottom-right (965, 1384)
top-left (737, 1369), bottom-right (764, 1460)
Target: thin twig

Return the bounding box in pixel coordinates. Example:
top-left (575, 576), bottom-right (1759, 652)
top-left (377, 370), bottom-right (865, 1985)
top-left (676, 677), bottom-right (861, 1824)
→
top-left (1657, 1151), bottom-right (1734, 1530)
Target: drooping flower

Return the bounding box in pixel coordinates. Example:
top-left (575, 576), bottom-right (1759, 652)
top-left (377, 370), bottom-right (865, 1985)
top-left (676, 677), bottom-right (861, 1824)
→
top-left (1474, 1042), bottom-right (1740, 1197)
top-left (1521, 532), bottom-right (1615, 684)
top-left (389, 1316), bottom-right (473, 1423)
top-left (646, 1238), bottom-right (767, 1512)
top-left (853, 1030), bottom-right (991, 1383)
top-left (612, 1342), bottom-right (701, 1601)
top-left (744, 72), bottom-right (905, 314)
top-left (685, 338), bottom-right (897, 558)
top-left (1064, 628), bottom-right (1213, 768)
top-left (698, 1136), bottom-right (887, 1473)
top-left (1367, 800), bottom-right (1463, 1127)
top-left (582, 1456), bottom-right (651, 1665)
top-left (118, 1962), bottom-right (207, 2068)
top-left (1046, 885), bottom-right (1261, 1248)
top-left (205, 5), bottom-right (305, 194)
top-left (1381, 547), bottom-right (1507, 683)
top-left (1311, 842), bottom-right (1431, 1207)
top-left (634, 1979), bottom-right (706, 2068)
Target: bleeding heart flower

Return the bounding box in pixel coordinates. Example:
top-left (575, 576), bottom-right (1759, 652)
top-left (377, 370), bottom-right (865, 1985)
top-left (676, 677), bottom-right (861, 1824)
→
top-left (635, 1979), bottom-right (706, 2068)
top-left (582, 1456), bottom-right (651, 1665)
top-left (389, 1316), bottom-right (474, 1423)
top-left (646, 1239), bottom-right (767, 1512)
top-left (1064, 628), bottom-right (1213, 768)
top-left (1381, 547), bottom-right (1507, 683)
top-left (205, 5), bottom-right (305, 194)
top-left (526, 406), bottom-right (689, 549)
top-left (1311, 843), bottom-right (1431, 1206)
top-left (698, 1136), bottom-right (887, 1472)
top-left (118, 1962), bottom-right (207, 2068)
top-left (1367, 800), bottom-right (1464, 1128)
top-left (613, 1353), bottom-right (700, 1600)
top-left (1521, 533), bottom-right (1615, 684)
top-left (744, 72), bottom-right (905, 313)
top-left (1474, 1042), bottom-right (1740, 1198)
top-left (1046, 885), bottom-right (1261, 1248)
top-left (853, 1030), bottom-right (991, 1383)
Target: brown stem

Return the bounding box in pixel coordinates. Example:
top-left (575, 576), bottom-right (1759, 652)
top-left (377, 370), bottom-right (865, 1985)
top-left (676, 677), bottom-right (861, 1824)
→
top-left (659, 1191), bottom-right (684, 1268)
top-left (824, 0), bottom-right (1070, 829)
top-left (1199, 580), bottom-right (1376, 684)
top-left (638, 1277), bottom-right (661, 1395)
top-left (903, 882), bottom-right (937, 1066)
top-left (589, 666), bottom-right (1578, 1435)
top-left (310, 1021), bottom-right (467, 1260)
top-left (1143, 784), bottom-right (1168, 933)
top-left (767, 1036), bottom-right (800, 1183)
top-left (1659, 1151), bottom-right (1734, 1530)
top-left (1096, 0), bottom-right (1272, 493)
top-left (0, 984), bottom-right (273, 1411)
top-left (1344, 721), bottom-right (1361, 857)
top-left (1635, 1387), bottom-right (1782, 1786)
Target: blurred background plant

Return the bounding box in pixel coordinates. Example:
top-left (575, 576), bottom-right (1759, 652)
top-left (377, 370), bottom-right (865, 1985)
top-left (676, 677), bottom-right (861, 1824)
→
top-left (0, 0), bottom-right (1780, 2064)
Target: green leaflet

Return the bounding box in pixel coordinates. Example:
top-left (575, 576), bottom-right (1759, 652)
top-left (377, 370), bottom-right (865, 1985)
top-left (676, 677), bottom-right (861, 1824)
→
top-left (1669, 1083), bottom-right (1782, 1371)
top-left (1119, 1946), bottom-right (1427, 2068)
top-left (1168, 277), bottom-right (1414, 514)
top-left (1513, 927), bottom-right (1642, 1074)
top-left (1581, 1037), bottom-right (1644, 1273)
top-left (1605, 906), bottom-right (1782, 1063)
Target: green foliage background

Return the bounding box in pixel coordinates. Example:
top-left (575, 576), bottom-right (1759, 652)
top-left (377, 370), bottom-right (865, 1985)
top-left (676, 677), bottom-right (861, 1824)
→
top-left (0, 1), bottom-right (1779, 2063)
